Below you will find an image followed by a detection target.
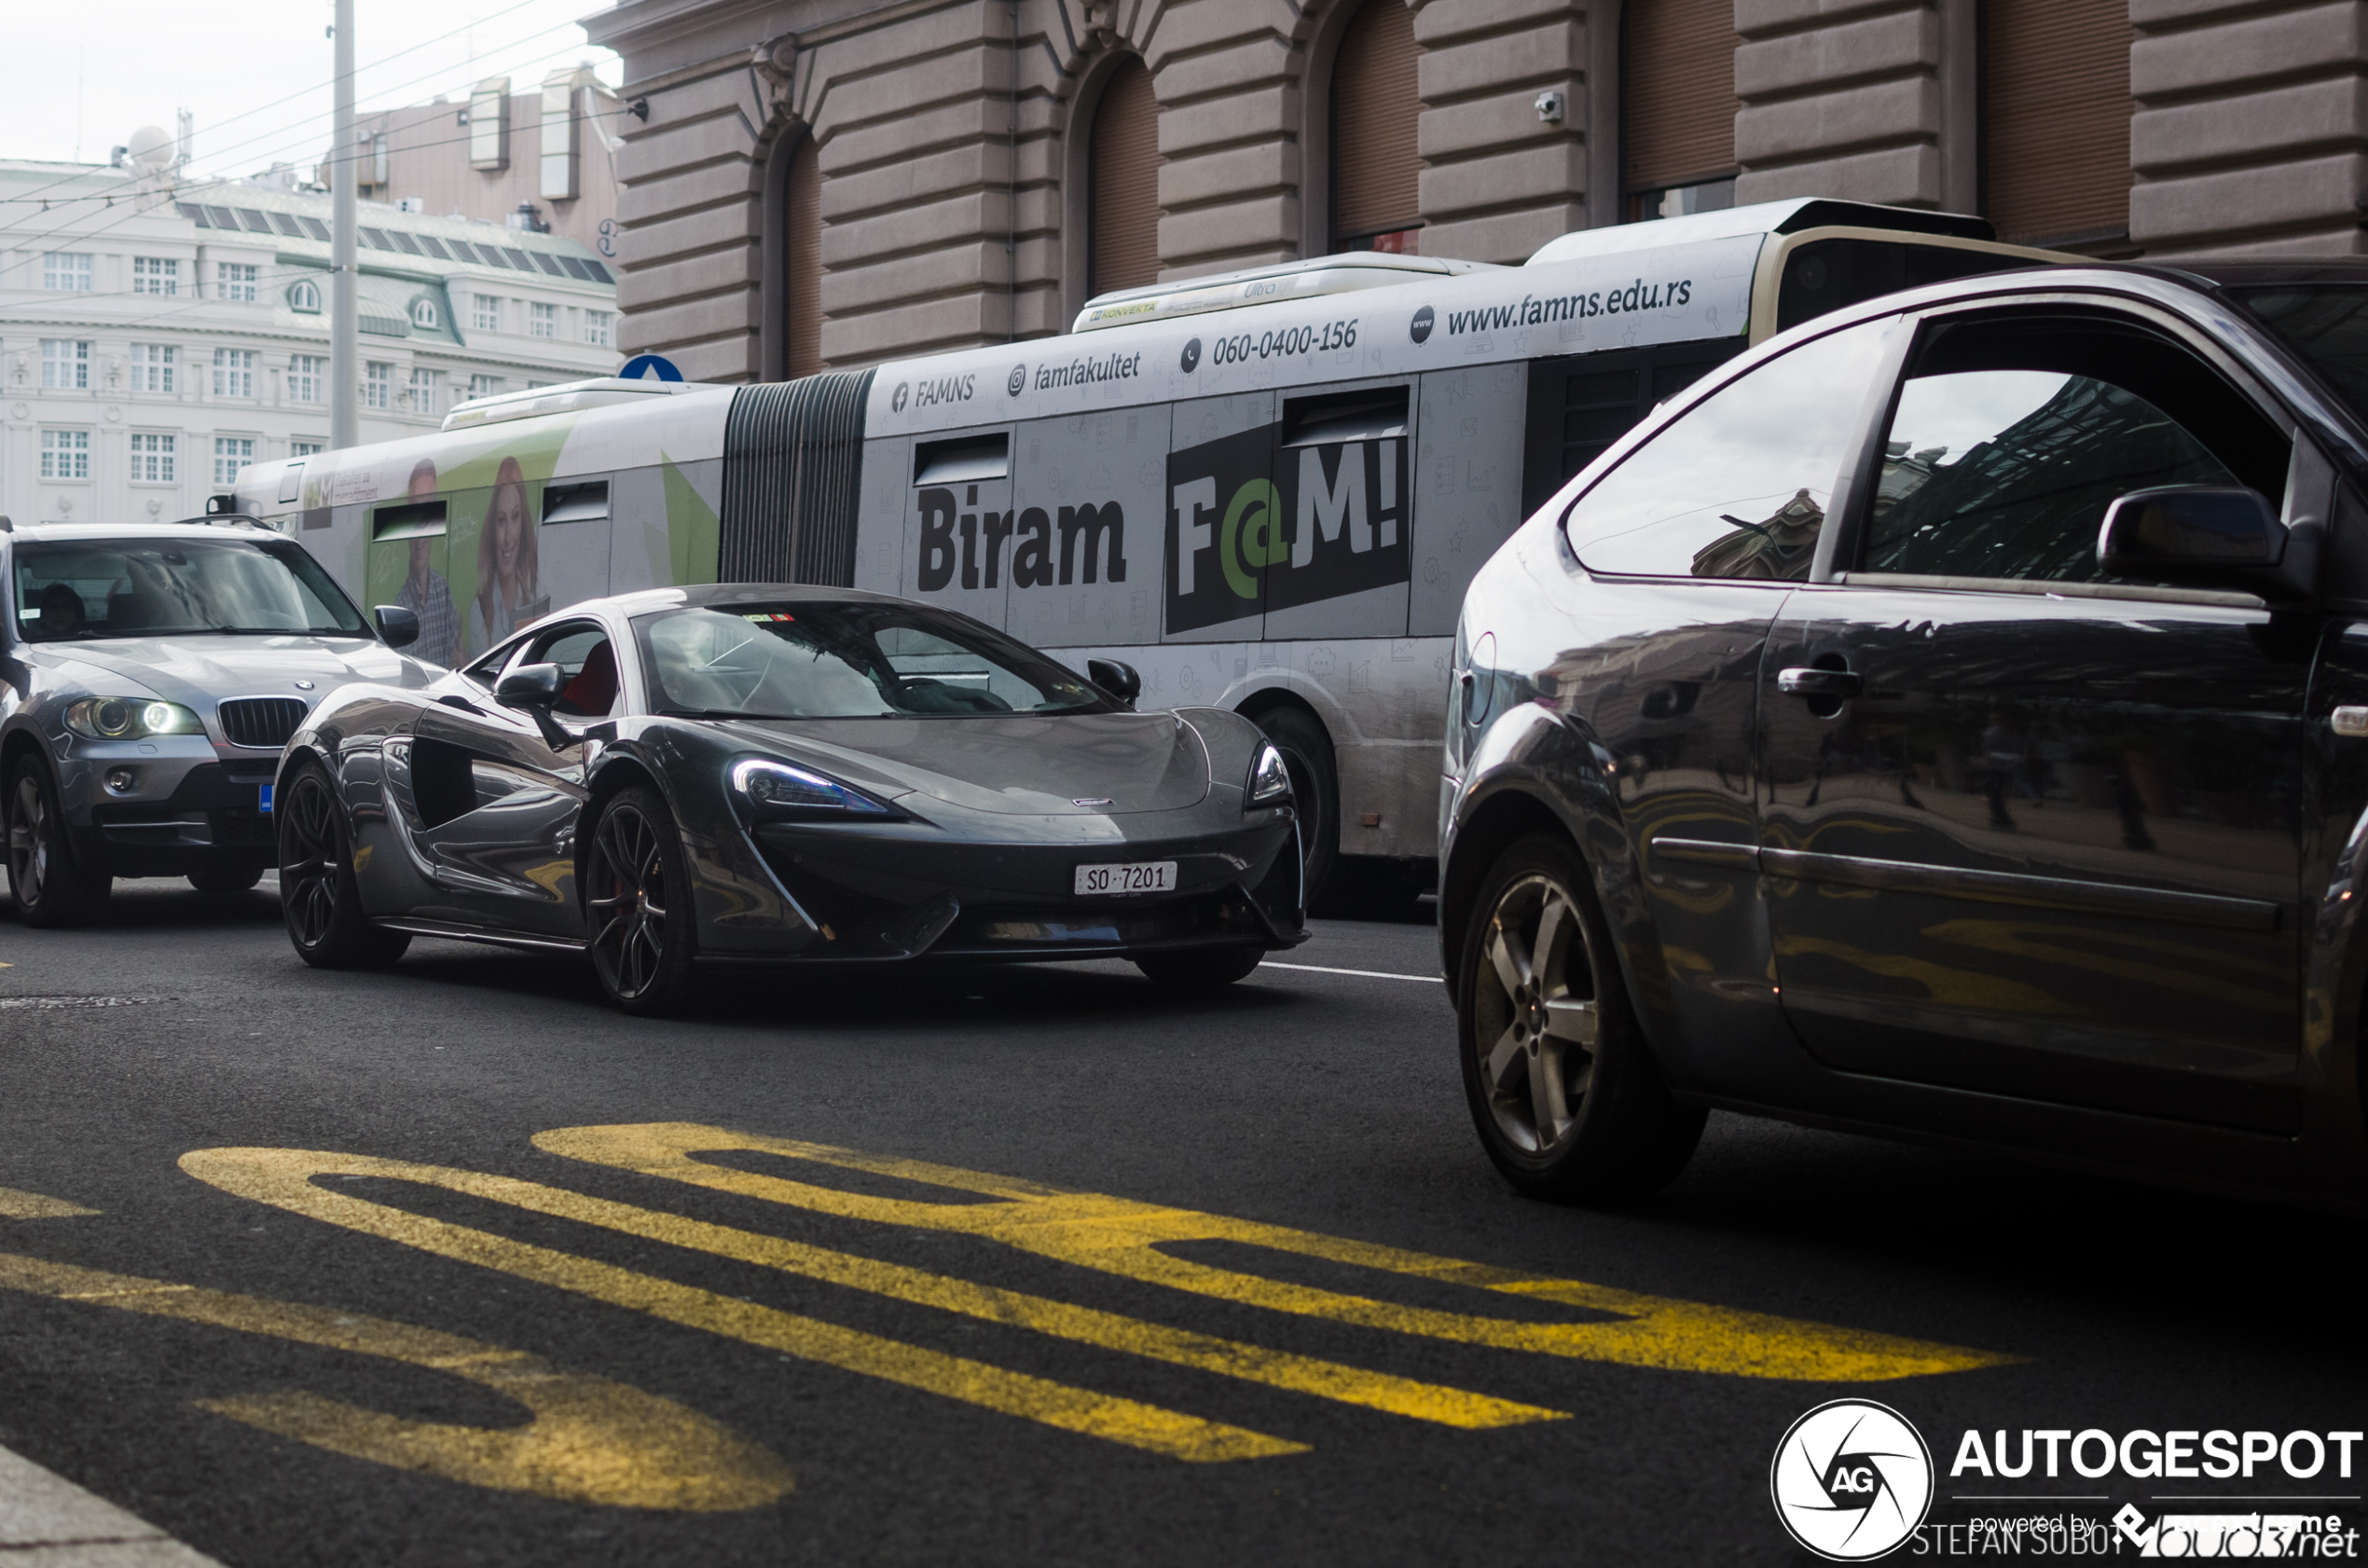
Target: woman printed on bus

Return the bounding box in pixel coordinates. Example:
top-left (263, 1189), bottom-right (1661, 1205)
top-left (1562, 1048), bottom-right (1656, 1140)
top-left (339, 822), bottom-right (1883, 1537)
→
top-left (472, 455), bottom-right (545, 651)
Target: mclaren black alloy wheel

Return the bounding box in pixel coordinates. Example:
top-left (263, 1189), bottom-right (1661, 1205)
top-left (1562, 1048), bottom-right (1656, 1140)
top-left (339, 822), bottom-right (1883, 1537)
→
top-left (1252, 706), bottom-right (1338, 910)
top-left (1135, 944), bottom-right (1265, 989)
top-left (585, 786), bottom-right (697, 1016)
top-left (1456, 833), bottom-right (1705, 1203)
top-left (7, 756), bottom-right (111, 928)
top-left (278, 761), bottom-right (409, 970)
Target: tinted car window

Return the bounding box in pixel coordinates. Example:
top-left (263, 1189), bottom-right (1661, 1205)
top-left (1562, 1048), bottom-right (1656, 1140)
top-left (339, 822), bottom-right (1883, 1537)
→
top-left (1864, 315), bottom-right (2289, 584)
top-left (1564, 316), bottom-right (1896, 580)
top-left (525, 623), bottom-right (619, 718)
top-left (633, 601), bottom-right (1114, 720)
top-left (2226, 284), bottom-right (2368, 425)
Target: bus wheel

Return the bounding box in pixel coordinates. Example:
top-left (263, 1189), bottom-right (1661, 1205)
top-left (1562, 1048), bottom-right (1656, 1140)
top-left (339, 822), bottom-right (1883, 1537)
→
top-left (1251, 706), bottom-right (1336, 911)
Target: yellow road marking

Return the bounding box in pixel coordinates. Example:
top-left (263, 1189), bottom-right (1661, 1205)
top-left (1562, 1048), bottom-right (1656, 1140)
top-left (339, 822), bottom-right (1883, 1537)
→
top-left (539, 1124), bottom-right (2014, 1382)
top-left (184, 1146), bottom-right (1549, 1431)
top-left (0, 1186), bottom-right (98, 1219)
top-left (0, 1250), bottom-right (792, 1510)
top-left (180, 1148), bottom-right (1303, 1464)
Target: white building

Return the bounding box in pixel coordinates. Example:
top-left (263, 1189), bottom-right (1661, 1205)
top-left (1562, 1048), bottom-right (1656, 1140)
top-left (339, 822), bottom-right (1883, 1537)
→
top-left (0, 159), bottom-right (621, 529)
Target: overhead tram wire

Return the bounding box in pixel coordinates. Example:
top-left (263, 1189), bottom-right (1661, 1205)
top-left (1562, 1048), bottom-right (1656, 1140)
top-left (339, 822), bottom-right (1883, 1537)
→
top-left (0, 74), bottom-right (626, 287)
top-left (0, 0), bottom-right (568, 211)
top-left (0, 17), bottom-right (606, 224)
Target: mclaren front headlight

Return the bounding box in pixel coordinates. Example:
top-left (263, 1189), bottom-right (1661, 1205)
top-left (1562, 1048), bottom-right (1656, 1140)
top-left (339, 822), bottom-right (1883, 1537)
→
top-left (1246, 741), bottom-right (1291, 806)
top-left (729, 757), bottom-right (894, 819)
top-left (64, 697), bottom-right (205, 741)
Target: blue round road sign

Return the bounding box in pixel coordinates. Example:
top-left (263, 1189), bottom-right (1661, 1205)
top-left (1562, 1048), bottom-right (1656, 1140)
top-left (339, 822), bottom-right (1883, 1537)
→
top-left (617, 354), bottom-right (684, 383)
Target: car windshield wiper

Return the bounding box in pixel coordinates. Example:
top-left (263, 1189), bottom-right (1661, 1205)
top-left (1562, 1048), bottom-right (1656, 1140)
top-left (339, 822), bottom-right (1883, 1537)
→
top-left (661, 708), bottom-right (805, 722)
top-left (210, 625), bottom-right (360, 636)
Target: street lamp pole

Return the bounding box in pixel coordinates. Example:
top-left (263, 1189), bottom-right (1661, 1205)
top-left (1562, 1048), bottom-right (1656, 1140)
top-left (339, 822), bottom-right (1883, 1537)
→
top-left (330, 0), bottom-right (358, 450)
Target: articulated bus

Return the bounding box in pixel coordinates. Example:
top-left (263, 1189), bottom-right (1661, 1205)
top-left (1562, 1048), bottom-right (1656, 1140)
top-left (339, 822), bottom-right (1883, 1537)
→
top-left (234, 199), bottom-right (2064, 904)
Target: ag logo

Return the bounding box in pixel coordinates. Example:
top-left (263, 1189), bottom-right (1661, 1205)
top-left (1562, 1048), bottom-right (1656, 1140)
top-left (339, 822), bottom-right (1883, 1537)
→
top-left (1409, 304), bottom-right (1434, 344)
top-left (1770, 1400), bottom-right (1933, 1561)
top-left (1179, 337), bottom-right (1201, 373)
top-left (891, 381), bottom-right (910, 413)
top-left (1007, 364), bottom-right (1027, 397)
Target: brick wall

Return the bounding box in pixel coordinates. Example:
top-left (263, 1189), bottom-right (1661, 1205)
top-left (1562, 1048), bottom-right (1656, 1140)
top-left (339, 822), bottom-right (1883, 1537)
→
top-left (585, 0), bottom-right (2368, 381)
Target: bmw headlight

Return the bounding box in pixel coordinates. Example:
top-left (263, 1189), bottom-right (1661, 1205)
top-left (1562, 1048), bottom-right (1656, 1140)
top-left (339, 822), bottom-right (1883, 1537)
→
top-left (1246, 741), bottom-right (1291, 806)
top-left (730, 757), bottom-right (892, 818)
top-left (64, 697), bottom-right (205, 741)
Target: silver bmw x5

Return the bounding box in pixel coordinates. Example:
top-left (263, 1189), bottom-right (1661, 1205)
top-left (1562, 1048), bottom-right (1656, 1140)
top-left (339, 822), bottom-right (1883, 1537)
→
top-left (1, 514), bottom-right (434, 926)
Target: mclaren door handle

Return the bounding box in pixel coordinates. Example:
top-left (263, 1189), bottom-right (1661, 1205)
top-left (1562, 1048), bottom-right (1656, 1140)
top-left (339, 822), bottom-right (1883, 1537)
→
top-left (1776, 667), bottom-right (1862, 699)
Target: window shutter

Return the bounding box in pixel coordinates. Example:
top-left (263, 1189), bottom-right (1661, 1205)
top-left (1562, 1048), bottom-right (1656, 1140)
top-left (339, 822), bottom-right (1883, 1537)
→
top-left (1985, 0), bottom-right (2131, 246)
top-left (1089, 58), bottom-right (1162, 296)
top-left (1331, 0), bottom-right (1422, 248)
top-left (789, 135), bottom-right (823, 378)
top-left (1623, 0), bottom-right (1738, 195)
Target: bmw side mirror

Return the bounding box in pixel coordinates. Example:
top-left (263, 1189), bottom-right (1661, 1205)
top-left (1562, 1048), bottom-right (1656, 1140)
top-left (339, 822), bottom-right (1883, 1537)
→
top-left (1087, 657), bottom-right (1141, 708)
top-left (374, 603), bottom-right (420, 649)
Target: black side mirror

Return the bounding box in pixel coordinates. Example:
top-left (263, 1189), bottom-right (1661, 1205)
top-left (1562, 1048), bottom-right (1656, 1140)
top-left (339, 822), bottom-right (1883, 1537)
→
top-left (374, 603), bottom-right (420, 649)
top-left (1087, 657), bottom-right (1141, 708)
top-left (495, 662), bottom-right (572, 748)
top-left (2099, 486), bottom-right (2286, 577)
top-left (496, 662), bottom-right (566, 707)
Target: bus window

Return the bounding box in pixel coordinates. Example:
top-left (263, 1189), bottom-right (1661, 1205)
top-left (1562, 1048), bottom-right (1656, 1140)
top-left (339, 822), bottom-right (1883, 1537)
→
top-left (1519, 340), bottom-right (1743, 517)
top-left (1775, 239), bottom-right (2042, 335)
top-left (915, 433), bottom-right (1010, 486)
top-left (1280, 385), bottom-right (1410, 447)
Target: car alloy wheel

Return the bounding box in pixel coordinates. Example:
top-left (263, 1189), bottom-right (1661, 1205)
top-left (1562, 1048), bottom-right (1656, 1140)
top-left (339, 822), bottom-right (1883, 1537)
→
top-left (7, 759), bottom-right (109, 928)
top-left (8, 772), bottom-right (49, 911)
top-left (1471, 872), bottom-right (1601, 1155)
top-left (276, 761), bottom-right (408, 969)
top-left (585, 788), bottom-right (696, 1014)
top-left (1455, 834), bottom-right (1704, 1202)
top-left (280, 771), bottom-right (341, 951)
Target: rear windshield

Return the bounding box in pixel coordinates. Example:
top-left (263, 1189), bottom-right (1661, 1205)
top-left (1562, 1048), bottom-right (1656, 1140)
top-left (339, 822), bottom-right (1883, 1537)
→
top-left (12, 536), bottom-right (371, 642)
top-left (2225, 285), bottom-right (2368, 426)
top-left (630, 600), bottom-right (1116, 720)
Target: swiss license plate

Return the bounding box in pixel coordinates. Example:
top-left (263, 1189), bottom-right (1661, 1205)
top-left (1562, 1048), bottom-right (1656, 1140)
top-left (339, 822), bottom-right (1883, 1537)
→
top-left (1074, 860), bottom-right (1175, 896)
top-left (258, 784), bottom-right (274, 814)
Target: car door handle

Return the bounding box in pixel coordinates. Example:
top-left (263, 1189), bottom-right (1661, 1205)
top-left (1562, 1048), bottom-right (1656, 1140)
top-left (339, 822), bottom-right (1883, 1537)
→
top-left (1776, 667), bottom-right (1863, 699)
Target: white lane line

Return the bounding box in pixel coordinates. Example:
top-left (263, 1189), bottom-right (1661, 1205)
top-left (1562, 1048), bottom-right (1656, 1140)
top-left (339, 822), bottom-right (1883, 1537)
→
top-left (1264, 962), bottom-right (1443, 983)
top-left (0, 1442), bottom-right (226, 1564)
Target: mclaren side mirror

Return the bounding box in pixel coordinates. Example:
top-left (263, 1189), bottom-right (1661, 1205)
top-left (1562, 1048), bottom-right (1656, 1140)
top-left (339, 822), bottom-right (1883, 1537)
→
top-left (496, 662), bottom-right (566, 708)
top-left (374, 603), bottom-right (420, 649)
top-left (494, 662), bottom-right (573, 749)
top-left (1087, 656), bottom-right (1141, 708)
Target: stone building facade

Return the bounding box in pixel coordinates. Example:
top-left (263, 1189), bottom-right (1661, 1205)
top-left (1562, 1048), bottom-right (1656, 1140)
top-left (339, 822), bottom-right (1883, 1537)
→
top-left (584, 0), bottom-right (2364, 386)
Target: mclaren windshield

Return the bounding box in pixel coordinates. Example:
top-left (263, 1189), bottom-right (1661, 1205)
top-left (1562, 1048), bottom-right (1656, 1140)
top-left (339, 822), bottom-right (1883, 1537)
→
top-left (632, 600), bottom-right (1118, 720)
top-left (11, 536), bottom-right (371, 642)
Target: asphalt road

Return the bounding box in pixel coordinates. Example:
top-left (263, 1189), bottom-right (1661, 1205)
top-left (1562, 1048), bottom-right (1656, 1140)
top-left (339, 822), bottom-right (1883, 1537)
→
top-left (3, 879), bottom-right (2364, 1567)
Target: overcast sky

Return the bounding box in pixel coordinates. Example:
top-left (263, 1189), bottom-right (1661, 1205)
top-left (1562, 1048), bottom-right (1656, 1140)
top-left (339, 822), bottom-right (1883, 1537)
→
top-left (3, 0), bottom-right (623, 184)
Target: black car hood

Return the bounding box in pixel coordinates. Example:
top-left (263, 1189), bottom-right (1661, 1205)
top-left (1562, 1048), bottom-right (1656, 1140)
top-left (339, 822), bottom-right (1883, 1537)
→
top-left (718, 710), bottom-right (1212, 816)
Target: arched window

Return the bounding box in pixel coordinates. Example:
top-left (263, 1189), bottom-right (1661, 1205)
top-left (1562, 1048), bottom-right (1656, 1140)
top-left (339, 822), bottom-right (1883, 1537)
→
top-left (1330, 0), bottom-right (1421, 252)
top-left (411, 297), bottom-right (439, 329)
top-left (787, 133), bottom-right (822, 378)
top-left (1088, 57), bottom-right (1161, 296)
top-left (1623, 0), bottom-right (1739, 221)
top-left (1984, 0), bottom-right (2131, 246)
top-left (287, 279), bottom-right (321, 313)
